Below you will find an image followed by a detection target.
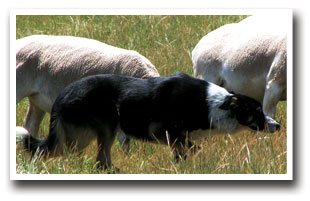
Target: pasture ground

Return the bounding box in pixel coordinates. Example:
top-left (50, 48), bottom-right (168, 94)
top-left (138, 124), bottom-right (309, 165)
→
top-left (15, 15), bottom-right (287, 174)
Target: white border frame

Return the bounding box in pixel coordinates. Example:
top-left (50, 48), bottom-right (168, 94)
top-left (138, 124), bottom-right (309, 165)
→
top-left (10, 8), bottom-right (293, 180)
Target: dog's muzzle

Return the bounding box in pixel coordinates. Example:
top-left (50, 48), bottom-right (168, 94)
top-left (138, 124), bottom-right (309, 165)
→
top-left (265, 116), bottom-right (280, 133)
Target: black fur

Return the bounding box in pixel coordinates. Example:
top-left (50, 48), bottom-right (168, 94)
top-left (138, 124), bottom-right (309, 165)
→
top-left (219, 94), bottom-right (266, 131)
top-left (21, 72), bottom-right (278, 170)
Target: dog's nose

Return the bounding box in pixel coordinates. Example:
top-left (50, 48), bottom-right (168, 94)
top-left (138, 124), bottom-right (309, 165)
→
top-left (265, 116), bottom-right (280, 133)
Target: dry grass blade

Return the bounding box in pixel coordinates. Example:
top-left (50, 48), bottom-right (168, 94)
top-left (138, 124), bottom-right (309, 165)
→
top-left (15, 15), bottom-right (287, 174)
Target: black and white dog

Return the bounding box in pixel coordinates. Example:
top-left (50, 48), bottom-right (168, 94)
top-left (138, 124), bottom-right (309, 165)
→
top-left (21, 72), bottom-right (280, 170)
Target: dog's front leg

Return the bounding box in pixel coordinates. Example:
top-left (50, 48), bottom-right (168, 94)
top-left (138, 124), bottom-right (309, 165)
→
top-left (169, 133), bottom-right (188, 162)
top-left (172, 141), bottom-right (186, 162)
top-left (170, 135), bottom-right (201, 162)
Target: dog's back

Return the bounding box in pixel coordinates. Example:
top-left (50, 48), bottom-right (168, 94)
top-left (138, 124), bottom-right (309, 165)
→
top-left (21, 73), bottom-right (280, 171)
top-left (21, 73), bottom-right (208, 168)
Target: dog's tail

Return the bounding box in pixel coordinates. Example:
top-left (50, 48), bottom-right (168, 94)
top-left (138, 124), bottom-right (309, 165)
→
top-left (19, 115), bottom-right (65, 156)
top-left (16, 126), bottom-right (48, 155)
top-left (21, 130), bottom-right (46, 155)
top-left (16, 126), bottom-right (30, 141)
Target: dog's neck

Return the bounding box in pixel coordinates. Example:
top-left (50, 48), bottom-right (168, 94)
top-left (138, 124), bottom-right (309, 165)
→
top-left (206, 82), bottom-right (242, 133)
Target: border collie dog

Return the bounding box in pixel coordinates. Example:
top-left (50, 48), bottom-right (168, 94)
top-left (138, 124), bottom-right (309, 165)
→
top-left (21, 72), bottom-right (280, 170)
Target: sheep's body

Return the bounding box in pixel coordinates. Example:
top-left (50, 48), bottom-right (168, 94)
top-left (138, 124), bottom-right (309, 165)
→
top-left (16, 35), bottom-right (159, 139)
top-left (192, 15), bottom-right (288, 117)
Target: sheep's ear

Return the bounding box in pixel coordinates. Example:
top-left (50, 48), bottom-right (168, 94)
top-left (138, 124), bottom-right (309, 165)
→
top-left (219, 96), bottom-right (238, 110)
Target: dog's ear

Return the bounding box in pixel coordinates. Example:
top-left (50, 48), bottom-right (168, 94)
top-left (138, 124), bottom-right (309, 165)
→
top-left (219, 96), bottom-right (238, 110)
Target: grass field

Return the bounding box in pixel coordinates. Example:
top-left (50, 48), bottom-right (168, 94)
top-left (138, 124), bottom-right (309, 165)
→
top-left (15, 15), bottom-right (287, 174)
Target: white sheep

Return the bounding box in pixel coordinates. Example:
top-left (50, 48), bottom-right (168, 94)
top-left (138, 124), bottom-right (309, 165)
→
top-left (16, 35), bottom-right (159, 149)
top-left (192, 15), bottom-right (288, 117)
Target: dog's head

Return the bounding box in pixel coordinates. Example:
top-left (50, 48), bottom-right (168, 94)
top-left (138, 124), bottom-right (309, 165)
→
top-left (219, 94), bottom-right (280, 133)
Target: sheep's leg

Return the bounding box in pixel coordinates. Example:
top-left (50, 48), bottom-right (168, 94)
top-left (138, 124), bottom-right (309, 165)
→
top-left (263, 81), bottom-right (285, 118)
top-left (24, 99), bottom-right (46, 138)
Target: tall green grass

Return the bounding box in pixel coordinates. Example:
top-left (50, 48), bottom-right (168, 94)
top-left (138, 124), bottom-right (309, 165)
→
top-left (16, 15), bottom-right (287, 174)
